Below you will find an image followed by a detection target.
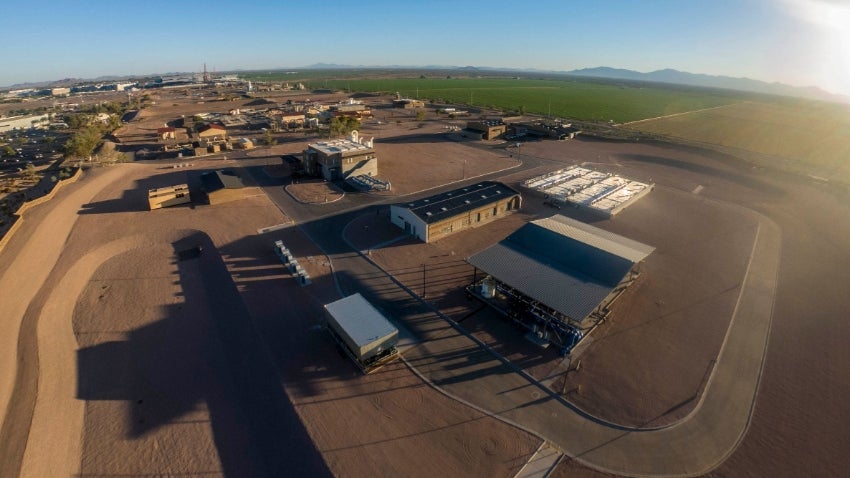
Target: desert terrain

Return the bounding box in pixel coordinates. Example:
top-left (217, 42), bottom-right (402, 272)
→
top-left (0, 89), bottom-right (848, 477)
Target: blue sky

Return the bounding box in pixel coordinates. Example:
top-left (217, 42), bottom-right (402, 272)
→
top-left (5, 0), bottom-right (849, 95)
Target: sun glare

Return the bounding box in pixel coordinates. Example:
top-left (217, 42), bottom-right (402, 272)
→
top-left (781, 0), bottom-right (850, 94)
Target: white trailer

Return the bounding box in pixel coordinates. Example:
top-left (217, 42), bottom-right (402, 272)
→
top-left (324, 293), bottom-right (399, 373)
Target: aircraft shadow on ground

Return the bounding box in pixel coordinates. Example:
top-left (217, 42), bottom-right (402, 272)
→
top-left (76, 232), bottom-right (332, 477)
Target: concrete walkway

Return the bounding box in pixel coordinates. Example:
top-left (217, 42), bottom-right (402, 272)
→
top-left (514, 441), bottom-right (562, 478)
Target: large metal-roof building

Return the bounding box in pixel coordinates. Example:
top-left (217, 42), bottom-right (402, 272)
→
top-left (390, 181), bottom-right (521, 243)
top-left (467, 214), bottom-right (654, 353)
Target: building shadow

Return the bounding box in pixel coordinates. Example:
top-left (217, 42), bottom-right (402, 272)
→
top-left (76, 231), bottom-right (332, 477)
top-left (76, 168), bottom-right (244, 215)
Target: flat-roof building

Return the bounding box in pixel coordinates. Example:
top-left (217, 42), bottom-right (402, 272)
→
top-left (200, 169), bottom-right (246, 205)
top-left (324, 293), bottom-right (399, 373)
top-left (466, 120), bottom-right (507, 140)
top-left (148, 184), bottom-right (190, 210)
top-left (393, 98), bottom-right (425, 109)
top-left (303, 138), bottom-right (377, 181)
top-left (510, 121), bottom-right (581, 140)
top-left (390, 181), bottom-right (521, 243)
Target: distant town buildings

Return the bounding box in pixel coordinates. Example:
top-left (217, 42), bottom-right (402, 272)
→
top-left (0, 114), bottom-right (50, 133)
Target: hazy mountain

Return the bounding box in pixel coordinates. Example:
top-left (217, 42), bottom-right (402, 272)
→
top-left (6, 63), bottom-right (845, 103)
top-left (566, 67), bottom-right (844, 102)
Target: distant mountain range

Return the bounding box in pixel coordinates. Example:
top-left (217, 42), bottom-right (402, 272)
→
top-left (564, 67), bottom-right (843, 102)
top-left (5, 64), bottom-right (845, 103)
top-left (300, 63), bottom-right (845, 103)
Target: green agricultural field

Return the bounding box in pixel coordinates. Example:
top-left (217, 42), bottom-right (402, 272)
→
top-left (239, 73), bottom-right (745, 123)
top-left (624, 99), bottom-right (850, 180)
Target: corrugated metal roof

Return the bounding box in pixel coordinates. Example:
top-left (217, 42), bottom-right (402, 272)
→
top-left (531, 215), bottom-right (654, 263)
top-left (324, 293), bottom-right (397, 348)
top-left (467, 214), bottom-right (654, 322)
top-left (403, 181), bottom-right (519, 224)
top-left (469, 243), bottom-right (614, 322)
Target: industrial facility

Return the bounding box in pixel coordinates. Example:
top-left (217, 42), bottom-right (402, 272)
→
top-left (523, 166), bottom-right (653, 217)
top-left (324, 293), bottom-right (400, 373)
top-left (467, 214), bottom-right (654, 354)
top-left (390, 181), bottom-right (521, 243)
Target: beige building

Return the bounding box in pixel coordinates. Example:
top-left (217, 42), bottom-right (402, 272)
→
top-left (148, 184), bottom-right (191, 210)
top-left (157, 126), bottom-right (177, 140)
top-left (200, 169), bottom-right (246, 205)
top-left (278, 112), bottom-right (306, 128)
top-left (197, 123), bottom-right (227, 140)
top-left (392, 98), bottom-right (425, 109)
top-left (466, 120), bottom-right (507, 140)
top-left (390, 181), bottom-right (521, 243)
top-left (303, 138), bottom-right (377, 181)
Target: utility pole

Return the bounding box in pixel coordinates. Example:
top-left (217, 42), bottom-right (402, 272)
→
top-left (422, 263), bottom-right (426, 298)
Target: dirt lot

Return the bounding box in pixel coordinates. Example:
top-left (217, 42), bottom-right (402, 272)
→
top-left (0, 158), bottom-right (539, 477)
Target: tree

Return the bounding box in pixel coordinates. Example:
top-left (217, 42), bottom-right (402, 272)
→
top-left (329, 116), bottom-right (361, 138)
top-left (2, 145), bottom-right (15, 157)
top-left (63, 126), bottom-right (102, 160)
top-left (415, 110), bottom-right (427, 122)
top-left (519, 105), bottom-right (526, 115)
top-left (22, 163), bottom-right (37, 181)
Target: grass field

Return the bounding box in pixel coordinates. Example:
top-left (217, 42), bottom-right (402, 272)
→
top-left (239, 70), bottom-right (850, 179)
top-left (624, 99), bottom-right (850, 181)
top-left (240, 73), bottom-right (745, 123)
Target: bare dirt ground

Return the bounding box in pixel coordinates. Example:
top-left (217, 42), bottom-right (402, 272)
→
top-left (0, 156), bottom-right (539, 477)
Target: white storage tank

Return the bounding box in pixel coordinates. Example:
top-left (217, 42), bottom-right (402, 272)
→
top-left (481, 277), bottom-right (497, 299)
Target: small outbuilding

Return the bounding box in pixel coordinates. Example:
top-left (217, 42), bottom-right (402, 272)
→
top-left (324, 293), bottom-right (399, 373)
top-left (200, 169), bottom-right (246, 205)
top-left (156, 126), bottom-right (177, 140)
top-left (148, 184), bottom-right (190, 210)
top-left (198, 123), bottom-right (227, 140)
